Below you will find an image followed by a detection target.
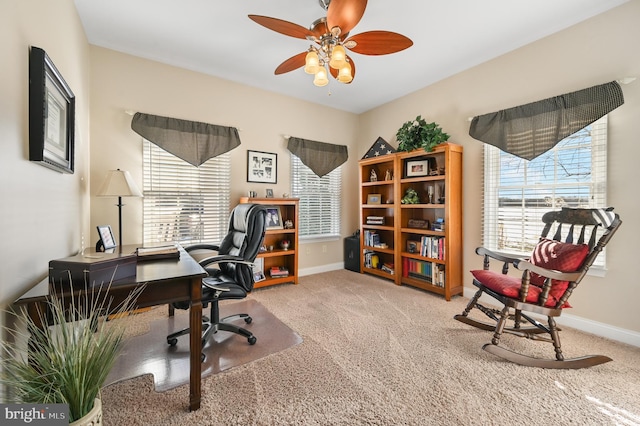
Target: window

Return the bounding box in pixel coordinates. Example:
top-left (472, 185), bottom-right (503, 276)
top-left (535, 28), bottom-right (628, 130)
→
top-left (142, 140), bottom-right (231, 246)
top-left (482, 116), bottom-right (608, 266)
top-left (291, 155), bottom-right (341, 240)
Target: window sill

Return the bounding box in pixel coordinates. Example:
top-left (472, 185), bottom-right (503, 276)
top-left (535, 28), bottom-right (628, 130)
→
top-left (300, 235), bottom-right (341, 244)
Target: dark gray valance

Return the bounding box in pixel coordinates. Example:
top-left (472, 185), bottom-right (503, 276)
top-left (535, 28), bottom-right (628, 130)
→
top-left (287, 137), bottom-right (348, 177)
top-left (131, 112), bottom-right (241, 166)
top-left (469, 81), bottom-right (624, 160)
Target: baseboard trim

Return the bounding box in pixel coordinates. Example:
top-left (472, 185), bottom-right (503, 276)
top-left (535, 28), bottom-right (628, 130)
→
top-left (464, 288), bottom-right (640, 348)
top-left (299, 262), bottom-right (344, 277)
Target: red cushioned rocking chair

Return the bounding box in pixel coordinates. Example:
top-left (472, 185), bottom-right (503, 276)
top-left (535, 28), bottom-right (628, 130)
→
top-left (454, 207), bottom-right (622, 369)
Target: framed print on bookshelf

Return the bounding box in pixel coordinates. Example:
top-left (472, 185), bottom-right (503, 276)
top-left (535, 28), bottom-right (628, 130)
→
top-left (247, 150), bottom-right (277, 183)
top-left (265, 206), bottom-right (283, 230)
top-left (367, 194), bottom-right (382, 205)
top-left (405, 159), bottom-right (431, 178)
top-left (29, 46), bottom-right (75, 174)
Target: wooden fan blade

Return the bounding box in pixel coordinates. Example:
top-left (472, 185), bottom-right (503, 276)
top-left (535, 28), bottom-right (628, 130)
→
top-left (327, 0), bottom-right (367, 36)
top-left (329, 55), bottom-right (357, 84)
top-left (345, 31), bottom-right (413, 55)
top-left (249, 15), bottom-right (313, 40)
top-left (275, 52), bottom-right (307, 75)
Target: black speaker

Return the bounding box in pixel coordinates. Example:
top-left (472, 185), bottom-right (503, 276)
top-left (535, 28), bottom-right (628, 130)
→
top-left (344, 236), bottom-right (361, 273)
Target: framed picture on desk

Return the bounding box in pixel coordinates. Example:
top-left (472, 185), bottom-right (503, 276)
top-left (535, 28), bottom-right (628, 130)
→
top-left (96, 225), bottom-right (117, 251)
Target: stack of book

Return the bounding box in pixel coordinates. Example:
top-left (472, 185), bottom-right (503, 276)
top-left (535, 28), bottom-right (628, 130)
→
top-left (366, 215), bottom-right (384, 225)
top-left (381, 263), bottom-right (395, 275)
top-left (136, 244), bottom-right (180, 261)
top-left (270, 266), bottom-right (289, 278)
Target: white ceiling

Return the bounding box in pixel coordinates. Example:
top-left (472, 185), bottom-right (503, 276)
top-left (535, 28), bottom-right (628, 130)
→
top-left (74, 0), bottom-right (628, 114)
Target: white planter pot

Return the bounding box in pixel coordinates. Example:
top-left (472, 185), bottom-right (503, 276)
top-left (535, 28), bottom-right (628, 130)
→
top-left (70, 398), bottom-right (102, 426)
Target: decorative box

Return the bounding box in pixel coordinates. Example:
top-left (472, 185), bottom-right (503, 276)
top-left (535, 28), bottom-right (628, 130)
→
top-left (49, 252), bottom-right (137, 289)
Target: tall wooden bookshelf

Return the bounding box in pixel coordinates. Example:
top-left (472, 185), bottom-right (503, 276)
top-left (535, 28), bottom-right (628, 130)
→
top-left (358, 143), bottom-right (463, 300)
top-left (359, 154), bottom-right (398, 281)
top-left (239, 197), bottom-right (299, 288)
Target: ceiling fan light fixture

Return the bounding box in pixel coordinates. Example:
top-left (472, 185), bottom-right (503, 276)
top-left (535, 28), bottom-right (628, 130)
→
top-left (313, 66), bottom-right (329, 87)
top-left (329, 44), bottom-right (346, 69)
top-left (337, 61), bottom-right (352, 83)
top-left (304, 50), bottom-right (320, 74)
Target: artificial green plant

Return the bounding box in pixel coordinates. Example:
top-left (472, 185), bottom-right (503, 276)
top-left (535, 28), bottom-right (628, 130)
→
top-left (396, 115), bottom-right (450, 152)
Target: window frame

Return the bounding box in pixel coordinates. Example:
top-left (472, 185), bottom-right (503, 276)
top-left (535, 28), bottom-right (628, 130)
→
top-left (290, 155), bottom-right (342, 242)
top-left (142, 140), bottom-right (231, 246)
top-left (482, 116), bottom-right (608, 271)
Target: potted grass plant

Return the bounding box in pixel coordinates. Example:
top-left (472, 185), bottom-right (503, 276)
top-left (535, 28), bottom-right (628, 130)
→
top-left (1, 282), bottom-right (143, 424)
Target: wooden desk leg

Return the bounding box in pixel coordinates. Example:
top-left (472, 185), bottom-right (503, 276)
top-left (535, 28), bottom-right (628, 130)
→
top-left (189, 277), bottom-right (202, 411)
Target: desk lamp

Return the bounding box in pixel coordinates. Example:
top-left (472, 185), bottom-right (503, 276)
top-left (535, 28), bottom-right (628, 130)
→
top-left (97, 169), bottom-right (142, 251)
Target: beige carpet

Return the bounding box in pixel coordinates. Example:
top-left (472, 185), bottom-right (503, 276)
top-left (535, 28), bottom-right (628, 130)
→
top-left (101, 270), bottom-right (640, 425)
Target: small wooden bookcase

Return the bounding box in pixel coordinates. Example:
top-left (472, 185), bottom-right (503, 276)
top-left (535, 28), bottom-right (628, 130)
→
top-left (239, 197), bottom-right (299, 288)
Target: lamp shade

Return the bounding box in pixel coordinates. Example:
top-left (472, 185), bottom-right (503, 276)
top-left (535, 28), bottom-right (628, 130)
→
top-left (329, 45), bottom-right (347, 69)
top-left (313, 67), bottom-right (329, 87)
top-left (304, 51), bottom-right (319, 74)
top-left (337, 61), bottom-right (353, 83)
top-left (97, 169), bottom-right (143, 197)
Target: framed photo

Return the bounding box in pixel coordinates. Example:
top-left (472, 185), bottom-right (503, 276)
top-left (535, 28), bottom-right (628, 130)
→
top-left (265, 206), bottom-right (283, 230)
top-left (29, 46), bottom-right (75, 174)
top-left (265, 188), bottom-right (274, 198)
top-left (96, 225), bottom-right (117, 250)
top-left (405, 159), bottom-right (431, 178)
top-left (247, 150), bottom-right (277, 184)
top-left (367, 194), bottom-right (382, 205)
top-left (252, 257), bottom-right (265, 282)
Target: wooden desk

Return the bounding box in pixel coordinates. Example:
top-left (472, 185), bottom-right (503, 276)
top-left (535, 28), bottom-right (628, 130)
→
top-left (14, 245), bottom-right (207, 411)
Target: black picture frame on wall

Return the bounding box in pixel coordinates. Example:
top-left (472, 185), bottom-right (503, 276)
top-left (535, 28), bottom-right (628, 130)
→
top-left (29, 46), bottom-right (75, 174)
top-left (247, 150), bottom-right (277, 184)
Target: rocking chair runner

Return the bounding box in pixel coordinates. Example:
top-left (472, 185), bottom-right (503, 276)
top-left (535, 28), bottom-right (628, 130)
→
top-left (454, 207), bottom-right (622, 369)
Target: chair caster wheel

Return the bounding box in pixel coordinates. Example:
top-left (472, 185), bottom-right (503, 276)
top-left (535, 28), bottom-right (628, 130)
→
top-left (167, 338), bottom-right (178, 346)
top-left (244, 316), bottom-right (252, 324)
top-left (248, 336), bottom-right (257, 345)
top-left (201, 353), bottom-right (206, 362)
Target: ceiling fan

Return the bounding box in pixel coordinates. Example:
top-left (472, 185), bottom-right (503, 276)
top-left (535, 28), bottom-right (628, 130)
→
top-left (248, 0), bottom-right (413, 86)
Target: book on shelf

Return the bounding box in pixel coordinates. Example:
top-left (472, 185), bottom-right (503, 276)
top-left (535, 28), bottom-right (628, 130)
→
top-left (269, 266), bottom-right (289, 278)
top-left (402, 258), bottom-right (445, 286)
top-left (363, 230), bottom-right (382, 247)
top-left (381, 263), bottom-right (395, 275)
top-left (366, 215), bottom-right (385, 225)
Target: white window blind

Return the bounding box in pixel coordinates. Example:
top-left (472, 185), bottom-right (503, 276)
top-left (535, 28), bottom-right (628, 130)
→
top-left (482, 116), bottom-right (608, 266)
top-left (142, 140), bottom-right (231, 246)
top-left (291, 155), bottom-right (341, 239)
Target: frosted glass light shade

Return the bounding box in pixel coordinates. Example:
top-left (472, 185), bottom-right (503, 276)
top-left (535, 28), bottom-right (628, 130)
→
top-left (304, 51), bottom-right (320, 74)
top-left (337, 62), bottom-right (353, 83)
top-left (329, 45), bottom-right (346, 69)
top-left (313, 67), bottom-right (329, 87)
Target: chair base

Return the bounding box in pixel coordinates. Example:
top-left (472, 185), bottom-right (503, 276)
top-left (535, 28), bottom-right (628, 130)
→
top-left (167, 313), bottom-right (257, 358)
top-left (482, 343), bottom-right (612, 369)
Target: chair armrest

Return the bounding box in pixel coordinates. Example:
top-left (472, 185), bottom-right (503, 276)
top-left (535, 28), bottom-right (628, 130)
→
top-left (185, 243), bottom-right (221, 252)
top-left (476, 247), bottom-right (521, 264)
top-left (199, 254), bottom-right (256, 269)
top-left (201, 279), bottom-right (232, 292)
top-left (512, 259), bottom-right (582, 282)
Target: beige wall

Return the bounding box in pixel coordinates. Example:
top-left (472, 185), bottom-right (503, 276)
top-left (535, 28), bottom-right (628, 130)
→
top-left (359, 1), bottom-right (640, 335)
top-left (0, 0), bottom-right (90, 309)
top-left (88, 47), bottom-right (360, 272)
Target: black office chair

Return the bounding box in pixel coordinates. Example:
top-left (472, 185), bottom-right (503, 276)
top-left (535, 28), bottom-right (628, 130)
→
top-left (167, 203), bottom-right (267, 354)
